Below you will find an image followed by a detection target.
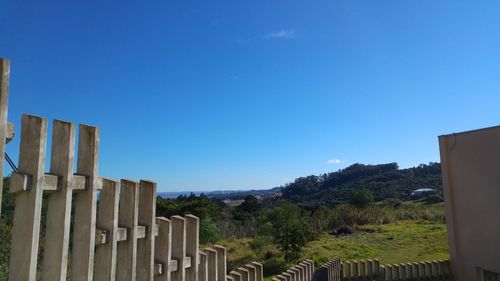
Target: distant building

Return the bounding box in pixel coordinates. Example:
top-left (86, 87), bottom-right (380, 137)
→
top-left (410, 188), bottom-right (435, 198)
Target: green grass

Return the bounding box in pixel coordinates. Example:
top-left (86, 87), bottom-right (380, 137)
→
top-left (301, 220), bottom-right (449, 266)
top-left (203, 237), bottom-right (280, 272)
top-left (214, 220), bottom-right (449, 276)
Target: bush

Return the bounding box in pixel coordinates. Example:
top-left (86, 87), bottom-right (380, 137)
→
top-left (263, 256), bottom-right (287, 276)
top-left (382, 198), bottom-right (403, 208)
top-left (0, 221), bottom-right (11, 279)
top-left (199, 218), bottom-right (221, 244)
top-left (424, 194), bottom-right (444, 204)
top-left (349, 189), bottom-right (374, 208)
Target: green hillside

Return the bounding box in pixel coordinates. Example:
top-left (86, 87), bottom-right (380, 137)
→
top-left (281, 162), bottom-right (442, 207)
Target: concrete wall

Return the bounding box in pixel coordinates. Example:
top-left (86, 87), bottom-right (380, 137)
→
top-left (439, 125), bottom-right (500, 281)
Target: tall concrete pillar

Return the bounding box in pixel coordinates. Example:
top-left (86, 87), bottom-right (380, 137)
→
top-left (154, 217), bottom-right (172, 281)
top-left (214, 246), bottom-right (226, 281)
top-left (186, 215), bottom-right (200, 281)
top-left (9, 115), bottom-right (48, 281)
top-left (94, 179), bottom-right (120, 281)
top-left (171, 216), bottom-right (187, 281)
top-left (116, 180), bottom-right (139, 281)
top-left (72, 124), bottom-right (100, 281)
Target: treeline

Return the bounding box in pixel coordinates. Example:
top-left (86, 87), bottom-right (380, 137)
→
top-left (281, 162), bottom-right (442, 207)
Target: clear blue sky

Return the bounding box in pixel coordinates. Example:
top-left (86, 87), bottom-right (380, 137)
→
top-left (1, 1), bottom-right (499, 191)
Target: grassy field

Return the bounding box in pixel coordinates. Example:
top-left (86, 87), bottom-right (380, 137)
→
top-left (301, 220), bottom-right (449, 265)
top-left (215, 220), bottom-right (449, 275)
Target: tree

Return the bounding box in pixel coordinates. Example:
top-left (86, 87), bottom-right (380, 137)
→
top-left (199, 218), bottom-right (221, 244)
top-left (310, 206), bottom-right (331, 239)
top-left (238, 195), bottom-right (260, 213)
top-left (234, 195), bottom-right (261, 221)
top-left (349, 189), bottom-right (374, 208)
top-left (263, 202), bottom-right (308, 262)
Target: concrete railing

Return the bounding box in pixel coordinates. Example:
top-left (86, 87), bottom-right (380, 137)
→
top-left (228, 262), bottom-right (264, 281)
top-left (3, 113), bottom-right (264, 281)
top-left (312, 257), bottom-right (452, 281)
top-left (313, 257), bottom-right (342, 281)
top-left (272, 260), bottom-right (315, 281)
top-left (0, 60), bottom-right (265, 281)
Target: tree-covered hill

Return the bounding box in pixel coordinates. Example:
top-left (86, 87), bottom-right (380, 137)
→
top-left (281, 162), bottom-right (442, 207)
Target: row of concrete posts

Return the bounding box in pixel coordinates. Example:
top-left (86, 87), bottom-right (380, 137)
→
top-left (272, 260), bottom-right (315, 281)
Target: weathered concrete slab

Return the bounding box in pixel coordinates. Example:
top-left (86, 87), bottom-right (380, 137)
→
top-left (9, 115), bottom-right (47, 281)
top-left (42, 120), bottom-right (76, 281)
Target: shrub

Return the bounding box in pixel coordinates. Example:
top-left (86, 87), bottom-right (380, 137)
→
top-left (424, 194), bottom-right (444, 204)
top-left (0, 221), bottom-right (11, 279)
top-left (349, 189), bottom-right (374, 208)
top-left (263, 256), bottom-right (287, 276)
top-left (199, 218), bottom-right (221, 244)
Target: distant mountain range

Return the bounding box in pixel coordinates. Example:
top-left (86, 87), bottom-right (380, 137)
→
top-left (157, 186), bottom-right (282, 199)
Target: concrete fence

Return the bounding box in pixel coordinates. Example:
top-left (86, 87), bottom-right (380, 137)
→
top-left (312, 257), bottom-right (452, 281)
top-left (313, 257), bottom-right (342, 281)
top-left (272, 260), bottom-right (315, 281)
top-left (228, 262), bottom-right (264, 281)
top-left (342, 259), bottom-right (452, 281)
top-left (3, 113), bottom-right (264, 281)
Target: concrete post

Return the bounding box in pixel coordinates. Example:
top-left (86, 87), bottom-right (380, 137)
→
top-left (352, 261), bottom-right (358, 281)
top-left (206, 248), bottom-right (218, 281)
top-left (359, 261), bottom-right (366, 278)
top-left (236, 267), bottom-right (250, 281)
top-left (294, 265), bottom-right (302, 281)
top-left (251, 262), bottom-right (263, 281)
top-left (373, 260), bottom-right (380, 279)
top-left (137, 180), bottom-right (157, 281)
top-left (41, 120), bottom-right (76, 281)
top-left (186, 215), bottom-right (200, 281)
top-left (229, 271), bottom-right (242, 281)
top-left (425, 261), bottom-right (432, 278)
top-left (365, 260), bottom-right (373, 279)
top-left (385, 265), bottom-right (393, 280)
top-left (94, 178), bottom-right (120, 281)
top-left (379, 266), bottom-right (386, 281)
top-left (9, 115), bottom-right (48, 281)
top-left (171, 216), bottom-right (187, 281)
top-left (72, 124), bottom-right (100, 281)
top-left (116, 180), bottom-right (139, 281)
top-left (300, 262), bottom-right (309, 281)
top-left (392, 264), bottom-right (399, 280)
top-left (214, 246), bottom-right (227, 281)
top-left (325, 262), bottom-right (331, 281)
top-left (302, 260), bottom-right (312, 281)
top-left (199, 252), bottom-right (208, 281)
top-left (276, 275), bottom-right (286, 281)
top-left (295, 265), bottom-right (304, 281)
top-left (305, 260), bottom-right (314, 280)
top-left (282, 272), bottom-right (292, 281)
top-left (343, 262), bottom-right (350, 281)
top-left (401, 263), bottom-right (407, 279)
top-left (244, 264), bottom-right (256, 281)
top-left (0, 58), bottom-right (9, 216)
top-left (418, 262), bottom-right (425, 279)
top-left (154, 217), bottom-right (172, 281)
top-left (300, 263), bottom-right (309, 281)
